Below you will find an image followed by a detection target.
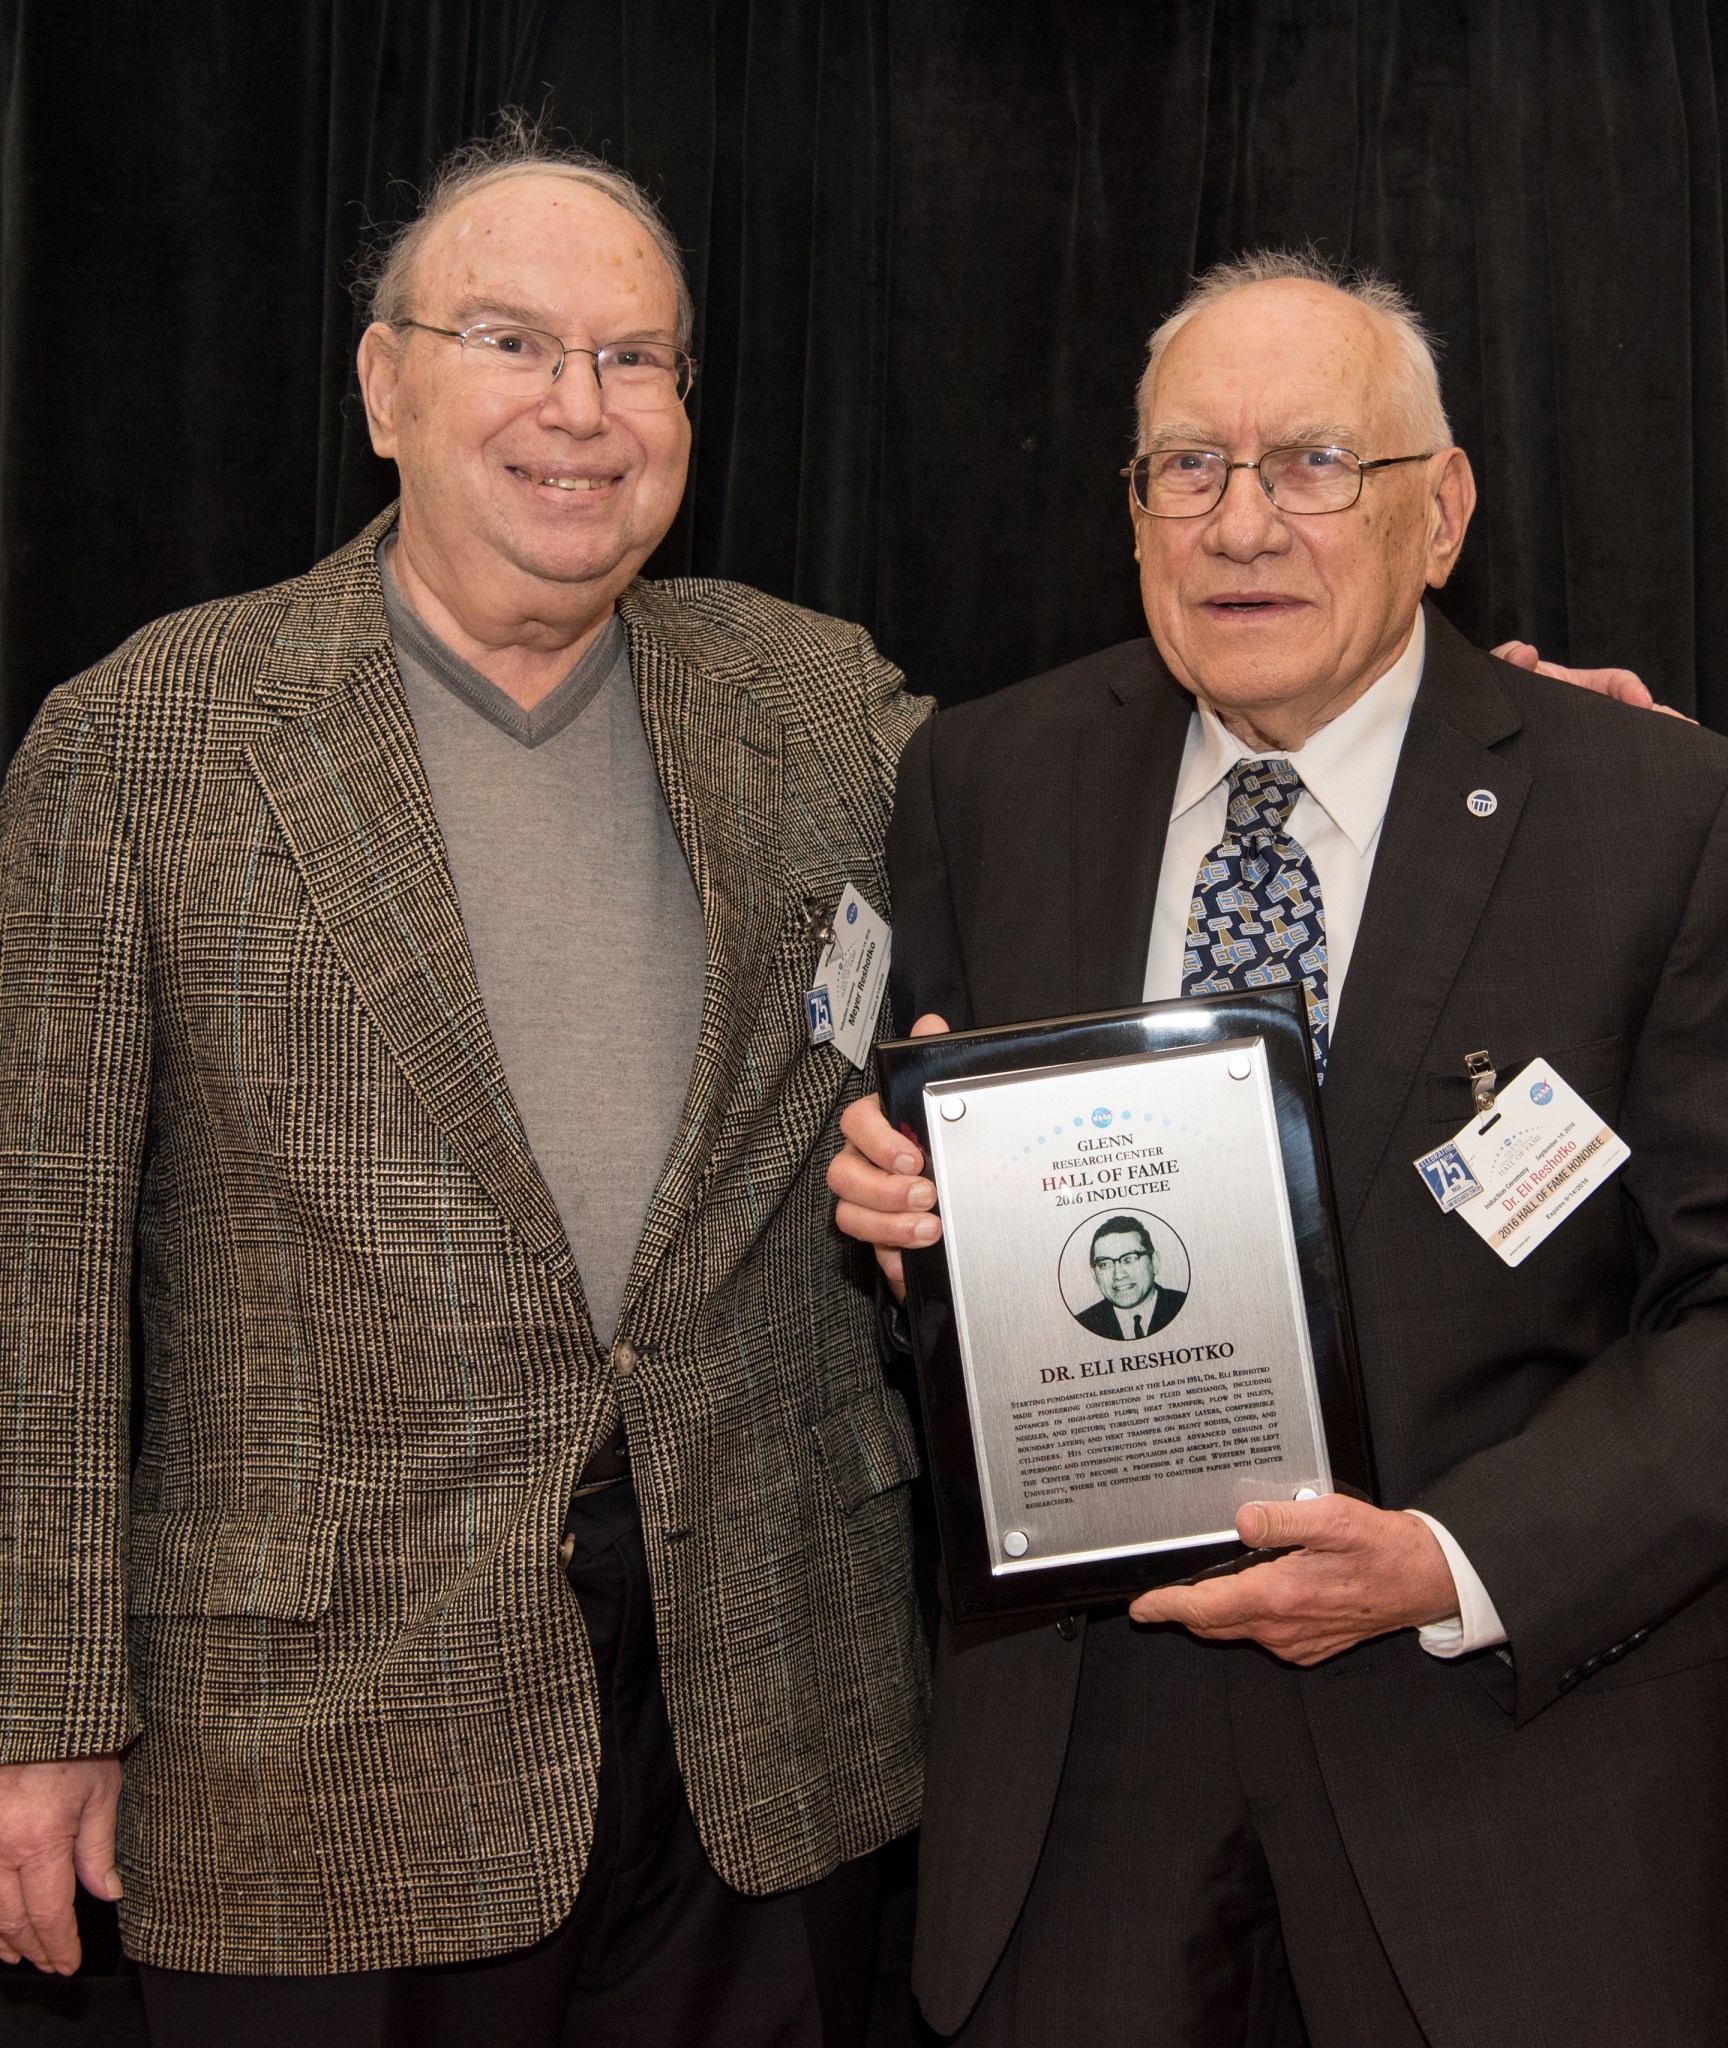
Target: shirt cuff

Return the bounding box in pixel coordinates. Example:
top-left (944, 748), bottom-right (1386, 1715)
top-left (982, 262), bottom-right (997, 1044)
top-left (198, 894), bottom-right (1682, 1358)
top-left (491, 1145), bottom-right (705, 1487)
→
top-left (1404, 1510), bottom-right (1509, 1659)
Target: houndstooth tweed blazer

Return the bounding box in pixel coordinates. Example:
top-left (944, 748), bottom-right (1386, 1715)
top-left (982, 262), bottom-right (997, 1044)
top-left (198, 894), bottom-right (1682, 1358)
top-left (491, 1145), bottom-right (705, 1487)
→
top-left (0, 510), bottom-right (932, 1972)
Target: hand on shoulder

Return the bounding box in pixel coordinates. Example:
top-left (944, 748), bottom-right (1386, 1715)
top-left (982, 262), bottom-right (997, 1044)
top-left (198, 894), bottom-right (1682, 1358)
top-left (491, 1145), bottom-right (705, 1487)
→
top-left (1492, 640), bottom-right (1694, 721)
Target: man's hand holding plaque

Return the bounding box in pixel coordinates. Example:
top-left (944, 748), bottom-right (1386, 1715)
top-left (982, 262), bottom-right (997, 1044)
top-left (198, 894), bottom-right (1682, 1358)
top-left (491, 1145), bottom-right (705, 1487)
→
top-left (831, 1012), bottom-right (952, 1299)
top-left (1127, 1493), bottom-right (1456, 1664)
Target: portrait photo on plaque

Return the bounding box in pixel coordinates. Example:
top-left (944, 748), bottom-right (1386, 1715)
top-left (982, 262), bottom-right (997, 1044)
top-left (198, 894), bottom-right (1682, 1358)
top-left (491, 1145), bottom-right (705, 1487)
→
top-left (1060, 1209), bottom-right (1191, 1341)
top-left (879, 989), bottom-right (1374, 1622)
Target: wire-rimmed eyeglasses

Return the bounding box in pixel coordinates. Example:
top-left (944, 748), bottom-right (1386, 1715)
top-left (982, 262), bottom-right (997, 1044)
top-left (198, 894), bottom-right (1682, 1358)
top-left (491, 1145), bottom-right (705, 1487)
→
top-left (397, 320), bottom-right (698, 409)
top-left (1122, 445), bottom-right (1435, 518)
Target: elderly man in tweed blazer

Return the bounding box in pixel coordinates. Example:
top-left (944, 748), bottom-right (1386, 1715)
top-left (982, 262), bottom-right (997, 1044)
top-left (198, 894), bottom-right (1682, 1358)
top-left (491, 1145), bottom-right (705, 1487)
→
top-left (0, 131), bottom-right (929, 2047)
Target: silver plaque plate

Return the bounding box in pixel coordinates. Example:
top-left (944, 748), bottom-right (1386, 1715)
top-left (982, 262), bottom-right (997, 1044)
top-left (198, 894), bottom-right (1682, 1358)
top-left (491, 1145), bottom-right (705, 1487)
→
top-left (921, 1034), bottom-right (1329, 1578)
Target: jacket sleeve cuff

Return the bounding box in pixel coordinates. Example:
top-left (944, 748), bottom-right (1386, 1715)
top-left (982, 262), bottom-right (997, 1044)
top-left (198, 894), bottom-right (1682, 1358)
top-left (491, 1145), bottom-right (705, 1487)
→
top-left (1405, 1509), bottom-right (1509, 1658)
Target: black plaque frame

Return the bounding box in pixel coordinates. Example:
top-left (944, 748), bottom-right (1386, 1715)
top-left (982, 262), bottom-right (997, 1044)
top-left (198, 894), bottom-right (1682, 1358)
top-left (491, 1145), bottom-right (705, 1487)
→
top-left (878, 988), bottom-right (1375, 1623)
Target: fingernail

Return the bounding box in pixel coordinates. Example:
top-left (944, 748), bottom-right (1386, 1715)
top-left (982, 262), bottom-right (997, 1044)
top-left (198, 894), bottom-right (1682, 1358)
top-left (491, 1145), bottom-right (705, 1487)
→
top-left (892, 1152), bottom-right (918, 1175)
top-left (106, 1873), bottom-right (124, 1900)
top-left (907, 1181), bottom-right (936, 1210)
top-left (912, 1218), bottom-right (939, 1243)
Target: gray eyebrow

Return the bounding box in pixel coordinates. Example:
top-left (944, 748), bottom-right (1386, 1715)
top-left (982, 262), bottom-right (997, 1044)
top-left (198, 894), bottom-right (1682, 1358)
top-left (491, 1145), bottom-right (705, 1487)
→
top-left (443, 299), bottom-right (680, 345)
top-left (445, 298), bottom-right (556, 329)
top-left (1275, 424), bottom-right (1364, 451)
top-left (1139, 425), bottom-right (1221, 451)
top-left (1139, 424), bottom-right (1365, 452)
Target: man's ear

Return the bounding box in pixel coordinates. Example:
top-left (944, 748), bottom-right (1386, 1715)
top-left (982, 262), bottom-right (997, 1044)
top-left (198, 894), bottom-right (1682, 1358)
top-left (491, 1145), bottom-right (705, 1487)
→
top-left (356, 323), bottom-right (403, 460)
top-left (1423, 447), bottom-right (1476, 589)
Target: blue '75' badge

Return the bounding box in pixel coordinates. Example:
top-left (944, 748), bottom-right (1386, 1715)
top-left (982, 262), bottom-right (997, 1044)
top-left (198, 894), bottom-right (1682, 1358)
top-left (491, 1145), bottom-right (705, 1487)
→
top-left (1414, 1141), bottom-right (1483, 1213)
top-left (805, 985), bottom-right (835, 1045)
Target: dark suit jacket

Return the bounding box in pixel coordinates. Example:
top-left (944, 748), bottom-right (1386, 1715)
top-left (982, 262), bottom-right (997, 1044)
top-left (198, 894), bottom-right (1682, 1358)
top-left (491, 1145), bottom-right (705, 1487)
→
top-left (893, 605), bottom-right (1728, 2043)
top-left (0, 511), bottom-right (932, 1971)
top-left (1074, 1286), bottom-right (1186, 1339)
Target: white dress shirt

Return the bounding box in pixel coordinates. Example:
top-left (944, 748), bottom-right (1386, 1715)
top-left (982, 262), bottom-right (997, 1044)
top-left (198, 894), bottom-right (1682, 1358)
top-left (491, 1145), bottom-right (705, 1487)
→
top-left (1139, 609), bottom-right (1507, 1659)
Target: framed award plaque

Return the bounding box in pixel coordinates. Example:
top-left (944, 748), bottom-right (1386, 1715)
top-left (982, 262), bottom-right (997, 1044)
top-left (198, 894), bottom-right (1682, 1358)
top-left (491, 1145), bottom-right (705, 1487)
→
top-left (878, 988), bottom-right (1375, 1623)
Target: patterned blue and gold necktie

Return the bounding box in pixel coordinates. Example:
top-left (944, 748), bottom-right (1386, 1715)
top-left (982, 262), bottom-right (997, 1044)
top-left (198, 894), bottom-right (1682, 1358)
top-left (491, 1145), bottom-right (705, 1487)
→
top-left (1180, 758), bottom-right (1331, 1079)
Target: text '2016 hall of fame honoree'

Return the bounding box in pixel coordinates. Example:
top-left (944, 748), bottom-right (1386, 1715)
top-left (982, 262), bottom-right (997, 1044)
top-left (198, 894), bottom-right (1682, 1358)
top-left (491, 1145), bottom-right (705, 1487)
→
top-left (922, 1040), bottom-right (1332, 1575)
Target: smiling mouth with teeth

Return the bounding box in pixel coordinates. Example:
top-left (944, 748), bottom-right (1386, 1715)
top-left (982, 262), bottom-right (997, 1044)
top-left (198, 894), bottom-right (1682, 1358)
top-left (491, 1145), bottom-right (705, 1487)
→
top-left (510, 467), bottom-right (617, 492)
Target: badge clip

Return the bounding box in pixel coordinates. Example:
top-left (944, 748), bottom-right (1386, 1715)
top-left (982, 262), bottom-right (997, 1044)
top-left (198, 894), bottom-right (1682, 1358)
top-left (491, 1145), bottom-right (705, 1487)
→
top-left (1464, 1049), bottom-right (1498, 1118)
top-left (799, 896), bottom-right (837, 948)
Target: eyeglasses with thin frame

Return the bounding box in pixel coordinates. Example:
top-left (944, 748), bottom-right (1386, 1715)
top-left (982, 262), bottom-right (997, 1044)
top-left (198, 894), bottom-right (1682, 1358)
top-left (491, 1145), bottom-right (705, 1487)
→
top-left (397, 320), bottom-right (698, 409)
top-left (1121, 444), bottom-right (1435, 518)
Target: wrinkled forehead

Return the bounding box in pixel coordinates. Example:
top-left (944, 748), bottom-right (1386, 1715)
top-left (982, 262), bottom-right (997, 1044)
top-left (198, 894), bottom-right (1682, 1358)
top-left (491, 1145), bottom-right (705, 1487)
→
top-left (410, 169), bottom-right (679, 320)
top-left (1145, 282), bottom-right (1403, 448)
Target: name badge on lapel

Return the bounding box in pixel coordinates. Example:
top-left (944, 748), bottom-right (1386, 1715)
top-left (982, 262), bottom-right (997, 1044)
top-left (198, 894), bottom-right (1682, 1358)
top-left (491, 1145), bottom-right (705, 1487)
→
top-left (1414, 1056), bottom-right (1629, 1267)
top-left (805, 883), bottom-right (892, 1071)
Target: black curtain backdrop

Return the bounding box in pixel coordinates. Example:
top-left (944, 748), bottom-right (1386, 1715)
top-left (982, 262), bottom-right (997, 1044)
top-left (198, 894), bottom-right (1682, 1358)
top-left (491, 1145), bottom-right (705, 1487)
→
top-left (3, 0), bottom-right (1728, 765)
top-left (3, 0), bottom-right (1728, 2035)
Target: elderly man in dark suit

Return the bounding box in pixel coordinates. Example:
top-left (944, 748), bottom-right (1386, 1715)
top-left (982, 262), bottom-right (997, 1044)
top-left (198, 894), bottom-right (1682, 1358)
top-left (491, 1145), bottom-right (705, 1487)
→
top-left (0, 130), bottom-right (929, 2047)
top-left (832, 252), bottom-right (1728, 2045)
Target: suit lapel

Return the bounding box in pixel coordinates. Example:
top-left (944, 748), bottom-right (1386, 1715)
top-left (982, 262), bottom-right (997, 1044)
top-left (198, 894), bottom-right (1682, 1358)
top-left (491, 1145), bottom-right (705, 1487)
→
top-left (1070, 651), bottom-right (1195, 1014)
top-left (245, 519), bottom-right (574, 1270)
top-left (615, 590), bottom-right (785, 1301)
top-left (1323, 606), bottom-right (1529, 1237)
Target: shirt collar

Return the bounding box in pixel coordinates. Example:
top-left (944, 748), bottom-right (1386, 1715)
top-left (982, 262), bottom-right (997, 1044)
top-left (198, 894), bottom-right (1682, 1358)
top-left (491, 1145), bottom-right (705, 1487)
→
top-left (1170, 608), bottom-right (1427, 857)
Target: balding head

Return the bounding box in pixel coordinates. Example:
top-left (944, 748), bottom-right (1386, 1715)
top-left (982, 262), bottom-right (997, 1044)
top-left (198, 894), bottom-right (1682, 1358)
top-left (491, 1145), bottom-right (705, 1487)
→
top-left (359, 114), bottom-right (694, 348)
top-left (1137, 250), bottom-right (1449, 454)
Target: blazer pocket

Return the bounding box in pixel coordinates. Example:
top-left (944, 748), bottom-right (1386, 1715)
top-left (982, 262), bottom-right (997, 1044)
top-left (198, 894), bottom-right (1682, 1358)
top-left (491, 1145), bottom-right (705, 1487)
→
top-left (128, 1509), bottom-right (342, 1622)
top-left (811, 1390), bottom-right (922, 1515)
top-left (1423, 1034), bottom-right (1622, 1125)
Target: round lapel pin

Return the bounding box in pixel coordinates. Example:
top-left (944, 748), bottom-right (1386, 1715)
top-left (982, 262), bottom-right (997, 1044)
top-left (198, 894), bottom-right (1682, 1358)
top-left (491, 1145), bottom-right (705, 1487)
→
top-left (1466, 788), bottom-right (1498, 818)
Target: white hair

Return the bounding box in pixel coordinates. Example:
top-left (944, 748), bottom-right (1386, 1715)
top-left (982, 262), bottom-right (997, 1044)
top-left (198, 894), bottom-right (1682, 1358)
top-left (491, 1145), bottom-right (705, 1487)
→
top-left (355, 109), bottom-right (694, 349)
top-left (1135, 248), bottom-right (1450, 452)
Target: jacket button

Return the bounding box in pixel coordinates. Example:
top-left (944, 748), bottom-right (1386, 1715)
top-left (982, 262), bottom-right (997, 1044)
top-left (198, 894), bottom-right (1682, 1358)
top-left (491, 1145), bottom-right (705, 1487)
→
top-left (1055, 1614), bottom-right (1080, 1641)
top-left (558, 1532), bottom-right (575, 1569)
top-left (612, 1338), bottom-right (641, 1378)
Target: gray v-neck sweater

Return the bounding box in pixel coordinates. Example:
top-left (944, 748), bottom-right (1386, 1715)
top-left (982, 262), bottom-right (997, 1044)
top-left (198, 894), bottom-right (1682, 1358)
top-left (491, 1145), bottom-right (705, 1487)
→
top-left (382, 545), bottom-right (706, 1345)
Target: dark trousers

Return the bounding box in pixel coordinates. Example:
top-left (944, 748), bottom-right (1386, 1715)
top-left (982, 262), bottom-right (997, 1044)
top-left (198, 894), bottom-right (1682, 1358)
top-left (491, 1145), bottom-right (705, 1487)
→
top-left (957, 1616), bottom-right (1426, 2048)
top-left (141, 1481), bottom-right (885, 2048)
